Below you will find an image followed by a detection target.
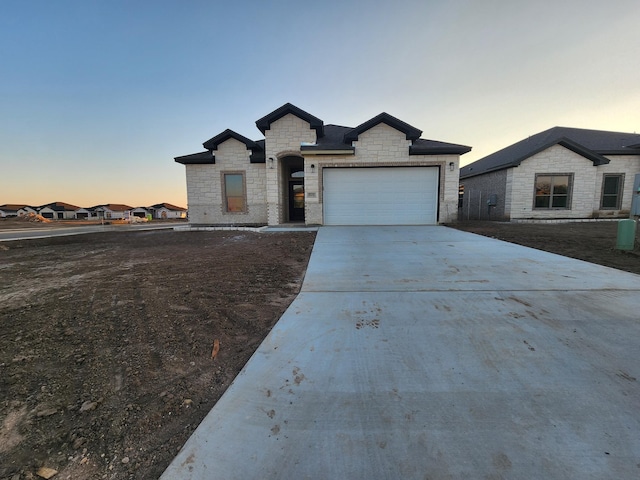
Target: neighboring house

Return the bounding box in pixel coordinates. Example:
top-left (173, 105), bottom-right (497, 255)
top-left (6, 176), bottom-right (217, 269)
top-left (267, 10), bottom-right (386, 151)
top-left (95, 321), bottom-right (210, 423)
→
top-left (459, 127), bottom-right (640, 221)
top-left (0, 204), bottom-right (26, 217)
top-left (75, 207), bottom-right (98, 219)
top-left (175, 103), bottom-right (470, 226)
top-left (38, 202), bottom-right (80, 220)
top-left (131, 207), bottom-right (151, 218)
top-left (17, 206), bottom-right (37, 216)
top-left (94, 204), bottom-right (133, 220)
top-left (149, 203), bottom-right (187, 219)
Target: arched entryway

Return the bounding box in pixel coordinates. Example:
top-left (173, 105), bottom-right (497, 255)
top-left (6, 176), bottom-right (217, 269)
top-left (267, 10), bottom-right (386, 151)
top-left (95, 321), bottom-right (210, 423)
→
top-left (280, 155), bottom-right (305, 222)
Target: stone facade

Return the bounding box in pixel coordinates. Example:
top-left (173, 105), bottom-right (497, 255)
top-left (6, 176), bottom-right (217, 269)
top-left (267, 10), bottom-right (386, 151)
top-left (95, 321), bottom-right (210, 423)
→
top-left (185, 138), bottom-right (267, 225)
top-left (461, 143), bottom-right (640, 221)
top-left (264, 115), bottom-right (316, 225)
top-left (177, 104), bottom-right (469, 226)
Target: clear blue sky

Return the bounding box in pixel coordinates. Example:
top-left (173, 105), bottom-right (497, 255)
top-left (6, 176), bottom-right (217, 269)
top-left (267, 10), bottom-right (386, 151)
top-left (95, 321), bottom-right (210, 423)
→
top-left (2, 0), bottom-right (640, 208)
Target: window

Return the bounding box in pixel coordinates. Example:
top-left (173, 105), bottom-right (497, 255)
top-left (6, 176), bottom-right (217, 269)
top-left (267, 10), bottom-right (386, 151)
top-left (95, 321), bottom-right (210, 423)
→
top-left (223, 173), bottom-right (246, 212)
top-left (534, 174), bottom-right (572, 209)
top-left (601, 174), bottom-right (623, 210)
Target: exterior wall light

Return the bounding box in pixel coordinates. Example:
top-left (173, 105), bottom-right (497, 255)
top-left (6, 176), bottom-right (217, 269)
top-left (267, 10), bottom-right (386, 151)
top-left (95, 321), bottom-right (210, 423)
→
top-left (449, 162), bottom-right (455, 171)
top-left (310, 164), bottom-right (315, 173)
top-left (269, 157), bottom-right (274, 169)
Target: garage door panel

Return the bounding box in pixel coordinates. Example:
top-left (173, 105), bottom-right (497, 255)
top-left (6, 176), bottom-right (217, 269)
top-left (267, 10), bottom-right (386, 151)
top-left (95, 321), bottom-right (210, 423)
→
top-left (323, 167), bottom-right (439, 225)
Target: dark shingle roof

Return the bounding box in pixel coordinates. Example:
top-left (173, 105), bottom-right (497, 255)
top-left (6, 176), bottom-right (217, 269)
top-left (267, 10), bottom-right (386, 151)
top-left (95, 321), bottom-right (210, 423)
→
top-left (300, 125), bottom-right (354, 152)
top-left (203, 129), bottom-right (261, 151)
top-left (149, 203), bottom-right (187, 211)
top-left (255, 103), bottom-right (324, 137)
top-left (410, 138), bottom-right (472, 155)
top-left (201, 129), bottom-right (265, 163)
top-left (300, 123), bottom-right (470, 155)
top-left (344, 112), bottom-right (422, 142)
top-left (460, 127), bottom-right (640, 179)
top-left (174, 151), bottom-right (215, 165)
top-left (40, 202), bottom-right (81, 211)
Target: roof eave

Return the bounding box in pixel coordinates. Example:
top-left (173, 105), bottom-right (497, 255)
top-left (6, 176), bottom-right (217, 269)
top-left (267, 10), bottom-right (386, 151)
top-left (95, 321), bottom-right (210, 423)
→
top-left (174, 151), bottom-right (215, 165)
top-left (300, 146), bottom-right (355, 155)
top-left (409, 145), bottom-right (472, 155)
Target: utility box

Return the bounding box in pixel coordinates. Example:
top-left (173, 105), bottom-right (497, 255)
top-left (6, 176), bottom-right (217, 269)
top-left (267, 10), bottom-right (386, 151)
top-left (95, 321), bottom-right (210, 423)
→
top-left (487, 194), bottom-right (498, 206)
top-left (616, 219), bottom-right (637, 251)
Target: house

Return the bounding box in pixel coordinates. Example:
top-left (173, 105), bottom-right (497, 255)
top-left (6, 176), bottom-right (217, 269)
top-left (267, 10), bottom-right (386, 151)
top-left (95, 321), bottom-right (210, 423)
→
top-left (131, 207), bottom-right (151, 218)
top-left (37, 202), bottom-right (80, 220)
top-left (459, 127), bottom-right (640, 221)
top-left (93, 204), bottom-right (133, 220)
top-left (75, 207), bottom-right (98, 219)
top-left (175, 103), bottom-right (470, 226)
top-left (17, 206), bottom-right (37, 216)
top-left (0, 204), bottom-right (26, 217)
top-left (148, 203), bottom-right (187, 219)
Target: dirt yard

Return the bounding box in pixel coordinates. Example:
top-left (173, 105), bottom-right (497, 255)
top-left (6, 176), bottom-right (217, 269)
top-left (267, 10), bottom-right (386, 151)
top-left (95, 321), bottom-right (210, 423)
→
top-left (451, 220), bottom-right (640, 275)
top-left (1, 220), bottom-right (639, 480)
top-left (0, 229), bottom-right (315, 480)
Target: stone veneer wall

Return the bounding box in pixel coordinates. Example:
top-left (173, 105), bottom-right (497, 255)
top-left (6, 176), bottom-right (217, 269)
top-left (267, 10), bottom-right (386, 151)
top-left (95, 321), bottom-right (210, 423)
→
top-left (185, 138), bottom-right (267, 225)
top-left (264, 114), bottom-right (316, 225)
top-left (594, 155), bottom-right (640, 217)
top-left (509, 145), bottom-right (597, 219)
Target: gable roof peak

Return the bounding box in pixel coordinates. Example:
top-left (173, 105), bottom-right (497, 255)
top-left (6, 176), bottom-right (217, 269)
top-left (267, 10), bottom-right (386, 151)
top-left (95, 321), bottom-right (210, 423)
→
top-left (344, 112), bottom-right (422, 142)
top-left (255, 103), bottom-right (324, 137)
top-left (203, 128), bottom-right (262, 151)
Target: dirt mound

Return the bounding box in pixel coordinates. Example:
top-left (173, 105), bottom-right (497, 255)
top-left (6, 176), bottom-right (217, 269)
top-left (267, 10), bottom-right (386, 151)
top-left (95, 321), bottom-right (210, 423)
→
top-left (17, 212), bottom-right (51, 223)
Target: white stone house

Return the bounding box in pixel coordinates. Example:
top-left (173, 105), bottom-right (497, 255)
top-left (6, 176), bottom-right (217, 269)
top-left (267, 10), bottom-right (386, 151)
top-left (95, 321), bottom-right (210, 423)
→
top-left (175, 103), bottom-right (470, 226)
top-left (0, 204), bottom-right (25, 217)
top-left (459, 127), bottom-right (640, 221)
top-left (37, 202), bottom-right (80, 220)
top-left (75, 207), bottom-right (98, 219)
top-left (17, 206), bottom-right (37, 216)
top-left (94, 204), bottom-right (133, 220)
top-left (131, 207), bottom-right (151, 218)
top-left (149, 203), bottom-right (187, 219)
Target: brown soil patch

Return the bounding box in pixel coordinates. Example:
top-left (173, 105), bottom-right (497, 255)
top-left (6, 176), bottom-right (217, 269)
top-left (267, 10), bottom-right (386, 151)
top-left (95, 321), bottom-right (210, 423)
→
top-left (0, 230), bottom-right (315, 479)
top-left (451, 221), bottom-right (640, 275)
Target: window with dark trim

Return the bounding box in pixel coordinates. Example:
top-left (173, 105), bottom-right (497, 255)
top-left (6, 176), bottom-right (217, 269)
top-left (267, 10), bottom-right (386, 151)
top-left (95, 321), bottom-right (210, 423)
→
top-left (223, 172), bottom-right (246, 213)
top-left (534, 174), bottom-right (572, 209)
top-left (600, 174), bottom-right (624, 210)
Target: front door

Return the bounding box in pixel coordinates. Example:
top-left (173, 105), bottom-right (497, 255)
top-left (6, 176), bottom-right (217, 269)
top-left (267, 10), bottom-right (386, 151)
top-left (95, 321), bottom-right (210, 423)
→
top-left (288, 181), bottom-right (305, 222)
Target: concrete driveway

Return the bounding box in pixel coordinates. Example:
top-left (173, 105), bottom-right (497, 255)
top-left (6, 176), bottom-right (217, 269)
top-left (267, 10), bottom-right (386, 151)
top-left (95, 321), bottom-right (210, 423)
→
top-left (162, 226), bottom-right (640, 479)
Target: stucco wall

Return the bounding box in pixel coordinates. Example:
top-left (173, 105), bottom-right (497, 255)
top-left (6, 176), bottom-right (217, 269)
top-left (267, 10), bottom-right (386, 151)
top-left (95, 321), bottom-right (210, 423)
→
top-left (185, 138), bottom-right (267, 225)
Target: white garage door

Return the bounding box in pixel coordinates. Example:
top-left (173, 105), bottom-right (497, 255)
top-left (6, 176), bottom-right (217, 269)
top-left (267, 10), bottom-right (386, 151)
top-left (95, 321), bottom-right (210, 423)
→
top-left (323, 167), bottom-right (439, 225)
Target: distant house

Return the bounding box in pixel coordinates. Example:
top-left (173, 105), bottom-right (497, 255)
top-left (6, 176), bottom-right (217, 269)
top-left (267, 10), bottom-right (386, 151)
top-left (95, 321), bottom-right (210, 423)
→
top-left (94, 204), bottom-right (133, 220)
top-left (75, 207), bottom-right (99, 219)
top-left (149, 203), bottom-right (187, 219)
top-left (175, 103), bottom-right (470, 226)
top-left (0, 204), bottom-right (26, 217)
top-left (131, 207), bottom-right (151, 218)
top-left (17, 206), bottom-right (37, 216)
top-left (37, 202), bottom-right (80, 220)
top-left (459, 127), bottom-right (640, 221)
